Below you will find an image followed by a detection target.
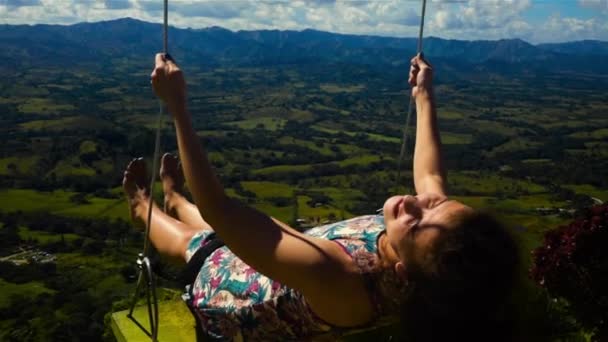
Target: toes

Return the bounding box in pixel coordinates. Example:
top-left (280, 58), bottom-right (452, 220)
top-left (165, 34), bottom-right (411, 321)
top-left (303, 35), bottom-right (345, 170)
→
top-left (161, 153), bottom-right (178, 169)
top-left (133, 158), bottom-right (148, 188)
top-left (124, 157), bottom-right (148, 191)
top-left (122, 171), bottom-right (137, 194)
top-left (176, 161), bottom-right (184, 181)
top-left (160, 153), bottom-right (180, 178)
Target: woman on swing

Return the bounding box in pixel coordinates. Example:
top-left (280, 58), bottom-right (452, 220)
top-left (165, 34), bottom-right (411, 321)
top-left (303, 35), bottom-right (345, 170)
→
top-left (123, 53), bottom-right (518, 341)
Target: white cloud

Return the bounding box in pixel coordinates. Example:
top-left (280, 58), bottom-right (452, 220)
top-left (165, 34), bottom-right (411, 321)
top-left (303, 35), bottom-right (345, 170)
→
top-left (105, 0), bottom-right (132, 10)
top-left (171, 1), bottom-right (246, 19)
top-left (434, 9), bottom-right (463, 30)
top-left (0, 0), bottom-right (605, 43)
top-left (579, 0), bottom-right (608, 13)
top-left (136, 0), bottom-right (163, 13)
top-left (4, 0), bottom-right (41, 7)
top-left (429, 0), bottom-right (531, 32)
top-left (535, 14), bottom-right (608, 42)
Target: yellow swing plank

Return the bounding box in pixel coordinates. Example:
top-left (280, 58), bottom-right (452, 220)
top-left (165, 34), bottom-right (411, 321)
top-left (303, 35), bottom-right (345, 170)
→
top-left (112, 300), bottom-right (196, 342)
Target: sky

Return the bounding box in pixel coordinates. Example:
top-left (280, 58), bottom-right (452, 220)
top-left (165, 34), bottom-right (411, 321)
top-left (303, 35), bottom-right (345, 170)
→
top-left (0, 0), bottom-right (607, 43)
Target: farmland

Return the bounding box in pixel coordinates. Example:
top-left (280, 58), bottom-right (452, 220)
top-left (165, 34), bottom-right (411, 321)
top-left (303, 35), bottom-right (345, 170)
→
top-left (1, 21), bottom-right (607, 341)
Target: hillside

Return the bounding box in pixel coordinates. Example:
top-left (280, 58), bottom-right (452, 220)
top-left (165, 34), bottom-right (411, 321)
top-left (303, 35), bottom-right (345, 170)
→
top-left (1, 18), bottom-right (608, 73)
top-left (0, 18), bottom-right (607, 341)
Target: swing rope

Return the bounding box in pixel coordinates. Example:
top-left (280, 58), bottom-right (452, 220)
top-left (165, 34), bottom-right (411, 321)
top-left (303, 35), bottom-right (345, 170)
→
top-left (126, 1), bottom-right (168, 341)
top-left (397, 0), bottom-right (427, 190)
top-left (144, 0), bottom-right (168, 257)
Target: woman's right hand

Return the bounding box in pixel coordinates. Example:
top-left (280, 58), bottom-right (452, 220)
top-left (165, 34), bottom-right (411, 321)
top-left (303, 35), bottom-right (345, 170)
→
top-left (151, 53), bottom-right (187, 109)
top-left (408, 53), bottom-right (433, 99)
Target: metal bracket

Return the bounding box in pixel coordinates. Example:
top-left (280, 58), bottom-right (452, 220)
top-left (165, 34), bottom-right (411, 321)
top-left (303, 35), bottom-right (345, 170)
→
top-left (127, 253), bottom-right (159, 341)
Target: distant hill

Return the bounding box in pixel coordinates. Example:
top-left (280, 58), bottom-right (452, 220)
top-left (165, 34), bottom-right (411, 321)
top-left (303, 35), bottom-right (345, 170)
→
top-left (1, 17), bottom-right (607, 73)
top-left (538, 40), bottom-right (608, 56)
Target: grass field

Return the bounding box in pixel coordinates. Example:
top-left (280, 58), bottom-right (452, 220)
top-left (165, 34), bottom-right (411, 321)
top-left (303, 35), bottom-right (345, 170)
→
top-left (17, 98), bottom-right (75, 115)
top-left (441, 132), bottom-right (473, 144)
top-left (488, 138), bottom-right (543, 156)
top-left (0, 279), bottom-right (55, 309)
top-left (0, 189), bottom-right (129, 221)
top-left (366, 133), bottom-right (400, 143)
top-left (226, 117), bottom-right (287, 131)
top-left (308, 186), bottom-right (365, 206)
top-left (238, 182), bottom-right (360, 222)
top-left (310, 124), bottom-right (401, 144)
top-left (501, 213), bottom-right (570, 267)
top-left (92, 158), bottom-right (115, 174)
top-left (55, 197), bottom-right (128, 220)
top-left (253, 164), bottom-right (313, 176)
top-left (251, 202), bottom-right (294, 223)
top-left (297, 195), bottom-right (342, 220)
top-left (288, 109), bottom-right (316, 121)
top-left (450, 195), bottom-right (495, 209)
top-left (570, 128), bottom-right (608, 140)
top-left (521, 158), bottom-right (552, 164)
top-left (241, 181), bottom-right (295, 198)
top-left (278, 137), bottom-right (334, 155)
top-left (337, 155), bottom-right (381, 167)
top-left (493, 194), bottom-right (568, 212)
top-left (79, 140), bottom-right (98, 154)
top-left (449, 171), bottom-right (546, 195)
top-left (310, 103), bottom-right (350, 115)
top-left (452, 193), bottom-right (568, 216)
top-left (20, 116), bottom-right (112, 131)
top-left (563, 184), bottom-right (608, 202)
top-left (116, 114), bottom-right (164, 130)
top-left (437, 109), bottom-right (466, 120)
top-left (18, 227), bottom-right (80, 244)
top-left (0, 156), bottom-right (39, 176)
top-left (320, 84), bottom-right (365, 93)
top-left (51, 158), bottom-right (97, 177)
top-left (471, 119), bottom-right (519, 136)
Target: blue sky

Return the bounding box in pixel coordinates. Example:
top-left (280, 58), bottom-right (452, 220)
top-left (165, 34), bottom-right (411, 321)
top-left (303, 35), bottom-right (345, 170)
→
top-left (0, 0), bottom-right (606, 43)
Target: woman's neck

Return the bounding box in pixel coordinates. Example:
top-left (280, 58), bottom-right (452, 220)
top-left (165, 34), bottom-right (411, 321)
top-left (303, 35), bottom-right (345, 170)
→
top-left (377, 232), bottom-right (401, 269)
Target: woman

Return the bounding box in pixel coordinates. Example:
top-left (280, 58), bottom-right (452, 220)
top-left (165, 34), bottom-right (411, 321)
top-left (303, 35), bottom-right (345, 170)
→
top-left (123, 53), bottom-right (518, 341)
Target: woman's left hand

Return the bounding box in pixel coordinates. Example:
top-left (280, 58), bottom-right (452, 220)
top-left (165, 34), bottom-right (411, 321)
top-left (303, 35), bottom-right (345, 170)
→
top-left (150, 53), bottom-right (187, 109)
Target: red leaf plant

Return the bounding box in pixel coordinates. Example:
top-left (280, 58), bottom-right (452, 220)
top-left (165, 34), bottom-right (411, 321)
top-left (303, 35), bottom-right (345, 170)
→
top-left (531, 204), bottom-right (608, 340)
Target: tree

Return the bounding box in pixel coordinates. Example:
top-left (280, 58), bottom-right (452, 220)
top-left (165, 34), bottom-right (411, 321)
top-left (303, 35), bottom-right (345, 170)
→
top-left (531, 204), bottom-right (608, 341)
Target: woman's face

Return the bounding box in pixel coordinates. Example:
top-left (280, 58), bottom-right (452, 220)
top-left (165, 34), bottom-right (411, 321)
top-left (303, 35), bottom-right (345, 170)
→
top-left (383, 193), bottom-right (472, 264)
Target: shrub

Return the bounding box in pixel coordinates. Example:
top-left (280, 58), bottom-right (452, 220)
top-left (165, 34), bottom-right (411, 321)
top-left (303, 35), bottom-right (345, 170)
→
top-left (530, 204), bottom-right (608, 340)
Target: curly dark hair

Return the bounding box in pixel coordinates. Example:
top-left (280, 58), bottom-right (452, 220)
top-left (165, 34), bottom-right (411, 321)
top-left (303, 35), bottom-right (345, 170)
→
top-left (400, 211), bottom-right (520, 342)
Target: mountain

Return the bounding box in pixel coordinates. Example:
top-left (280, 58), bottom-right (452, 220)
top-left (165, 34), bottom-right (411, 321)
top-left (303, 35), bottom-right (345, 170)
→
top-left (1, 17), bottom-right (607, 73)
top-left (539, 40), bottom-right (608, 56)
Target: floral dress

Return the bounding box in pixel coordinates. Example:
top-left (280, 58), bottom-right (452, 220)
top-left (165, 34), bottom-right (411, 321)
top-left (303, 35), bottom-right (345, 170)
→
top-left (184, 215), bottom-right (401, 341)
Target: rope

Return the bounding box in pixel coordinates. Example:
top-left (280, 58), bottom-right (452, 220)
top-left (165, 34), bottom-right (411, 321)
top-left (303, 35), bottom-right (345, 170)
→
top-left (127, 2), bottom-right (168, 341)
top-left (396, 0), bottom-right (427, 190)
top-left (144, 0), bottom-right (168, 257)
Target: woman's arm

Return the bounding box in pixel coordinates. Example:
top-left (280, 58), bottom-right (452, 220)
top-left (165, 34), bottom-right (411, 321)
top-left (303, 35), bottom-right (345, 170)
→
top-left (151, 54), bottom-right (373, 326)
top-left (409, 54), bottom-right (447, 195)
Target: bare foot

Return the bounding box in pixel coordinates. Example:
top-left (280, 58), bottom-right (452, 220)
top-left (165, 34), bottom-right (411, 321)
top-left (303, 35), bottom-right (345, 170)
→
top-left (122, 157), bottom-right (150, 224)
top-left (160, 153), bottom-right (185, 215)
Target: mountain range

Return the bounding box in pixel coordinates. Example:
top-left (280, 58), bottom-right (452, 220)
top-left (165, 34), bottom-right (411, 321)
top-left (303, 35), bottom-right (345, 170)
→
top-left (1, 17), bottom-right (607, 73)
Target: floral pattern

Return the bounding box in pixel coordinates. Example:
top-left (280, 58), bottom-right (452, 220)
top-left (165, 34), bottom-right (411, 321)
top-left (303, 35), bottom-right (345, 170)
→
top-left (185, 215), bottom-right (392, 341)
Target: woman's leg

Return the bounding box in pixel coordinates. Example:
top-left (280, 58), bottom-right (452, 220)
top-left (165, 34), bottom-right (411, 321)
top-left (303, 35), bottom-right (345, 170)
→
top-left (123, 158), bottom-right (203, 263)
top-left (160, 153), bottom-right (213, 231)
